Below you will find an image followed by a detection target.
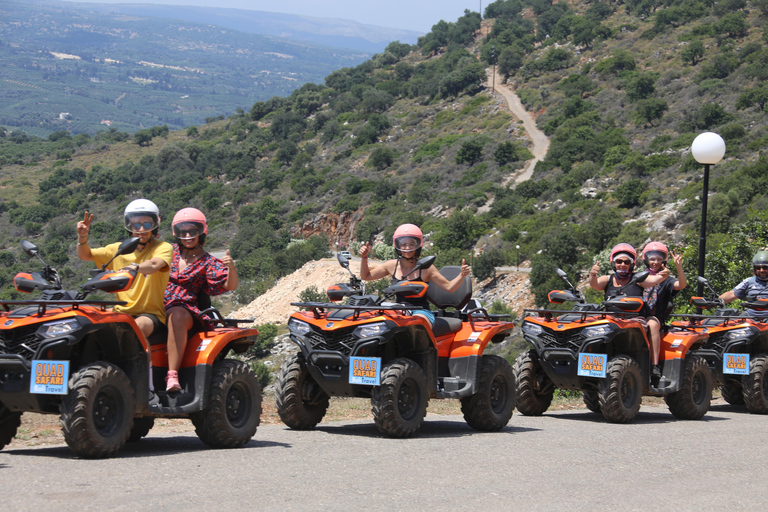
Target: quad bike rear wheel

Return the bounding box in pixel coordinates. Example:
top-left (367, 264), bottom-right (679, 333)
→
top-left (599, 355), bottom-right (642, 424)
top-left (665, 354), bottom-right (712, 420)
top-left (275, 352), bottom-right (330, 429)
top-left (461, 355), bottom-right (515, 431)
top-left (60, 362), bottom-right (135, 459)
top-left (371, 358), bottom-right (428, 438)
top-left (191, 360), bottom-right (262, 448)
top-left (513, 350), bottom-right (554, 416)
top-left (743, 354), bottom-right (768, 414)
top-left (582, 390), bottom-right (601, 413)
top-left (720, 382), bottom-right (745, 406)
top-left (0, 403), bottom-right (22, 450)
top-left (127, 417), bottom-right (155, 442)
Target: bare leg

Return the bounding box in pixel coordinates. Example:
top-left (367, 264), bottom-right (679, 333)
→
top-left (647, 317), bottom-right (661, 366)
top-left (134, 315), bottom-right (155, 339)
top-left (166, 306), bottom-right (193, 372)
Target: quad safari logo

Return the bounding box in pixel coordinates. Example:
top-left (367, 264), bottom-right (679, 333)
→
top-left (577, 353), bottom-right (607, 378)
top-left (349, 356), bottom-right (381, 386)
top-left (30, 360), bottom-right (69, 394)
top-left (724, 354), bottom-right (749, 375)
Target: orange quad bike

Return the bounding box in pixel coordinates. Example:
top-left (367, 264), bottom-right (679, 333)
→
top-left (275, 253), bottom-right (516, 438)
top-left (515, 268), bottom-right (713, 423)
top-left (0, 239), bottom-right (262, 458)
top-left (670, 276), bottom-right (768, 414)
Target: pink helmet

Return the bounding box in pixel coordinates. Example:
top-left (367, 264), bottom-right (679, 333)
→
top-left (393, 223), bottom-right (423, 258)
top-left (642, 241), bottom-right (668, 267)
top-left (172, 208), bottom-right (208, 242)
top-left (610, 243), bottom-right (636, 272)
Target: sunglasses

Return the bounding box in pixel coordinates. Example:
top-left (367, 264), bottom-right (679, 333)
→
top-left (174, 225), bottom-right (201, 238)
top-left (614, 259), bottom-right (632, 265)
top-left (755, 265), bottom-right (768, 271)
top-left (130, 222), bottom-right (154, 231)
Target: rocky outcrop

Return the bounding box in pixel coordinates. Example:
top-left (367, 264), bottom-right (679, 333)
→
top-left (290, 211), bottom-right (364, 249)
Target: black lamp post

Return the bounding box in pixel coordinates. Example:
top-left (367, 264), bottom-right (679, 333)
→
top-left (691, 132), bottom-right (725, 299)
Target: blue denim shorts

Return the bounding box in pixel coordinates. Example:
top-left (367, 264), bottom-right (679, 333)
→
top-left (411, 309), bottom-right (435, 325)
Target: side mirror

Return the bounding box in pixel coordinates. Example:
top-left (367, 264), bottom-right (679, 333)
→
top-left (555, 268), bottom-right (567, 279)
top-left (632, 270), bottom-right (649, 283)
top-left (337, 252), bottom-right (350, 268)
top-left (20, 240), bottom-right (39, 257)
top-left (415, 255), bottom-right (436, 270)
top-left (696, 276), bottom-right (709, 286)
top-left (116, 237), bottom-right (141, 256)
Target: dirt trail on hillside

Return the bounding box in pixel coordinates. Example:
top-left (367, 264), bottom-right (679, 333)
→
top-left (486, 72), bottom-right (550, 185)
top-left (230, 258), bottom-right (535, 326)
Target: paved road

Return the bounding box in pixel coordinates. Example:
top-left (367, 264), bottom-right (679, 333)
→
top-left (0, 401), bottom-right (764, 511)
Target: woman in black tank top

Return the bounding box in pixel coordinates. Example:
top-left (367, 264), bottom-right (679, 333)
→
top-left (357, 223), bottom-right (471, 326)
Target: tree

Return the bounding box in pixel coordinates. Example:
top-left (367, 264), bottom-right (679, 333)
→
top-left (133, 129), bottom-right (152, 147)
top-left (681, 40), bottom-right (705, 66)
top-left (494, 141), bottom-right (519, 166)
top-left (736, 87), bottom-right (768, 111)
top-left (456, 139), bottom-right (485, 165)
top-left (633, 98), bottom-right (668, 127)
top-left (368, 147), bottom-right (397, 169)
top-left (614, 178), bottom-right (647, 208)
top-left (625, 73), bottom-right (657, 102)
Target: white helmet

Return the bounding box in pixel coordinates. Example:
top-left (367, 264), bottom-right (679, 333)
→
top-left (124, 199), bottom-right (160, 234)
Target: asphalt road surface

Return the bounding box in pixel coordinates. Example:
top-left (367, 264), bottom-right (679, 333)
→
top-left (1, 401), bottom-right (764, 511)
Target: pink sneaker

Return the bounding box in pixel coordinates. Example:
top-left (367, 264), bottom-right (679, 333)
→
top-left (165, 370), bottom-right (181, 392)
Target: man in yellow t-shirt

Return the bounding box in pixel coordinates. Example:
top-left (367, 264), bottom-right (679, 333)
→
top-left (76, 199), bottom-right (173, 339)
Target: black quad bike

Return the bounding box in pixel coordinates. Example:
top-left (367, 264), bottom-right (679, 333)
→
top-left (0, 239), bottom-right (262, 458)
top-left (670, 276), bottom-right (768, 413)
top-left (515, 268), bottom-right (712, 423)
top-left (275, 253), bottom-right (516, 438)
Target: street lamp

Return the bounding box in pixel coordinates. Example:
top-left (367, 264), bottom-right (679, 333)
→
top-left (691, 131), bottom-right (726, 299)
top-left (516, 244), bottom-right (520, 271)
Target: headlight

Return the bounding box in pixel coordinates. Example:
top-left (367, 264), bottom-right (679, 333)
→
top-left (582, 324), bottom-right (614, 338)
top-left (727, 327), bottom-right (753, 340)
top-left (354, 322), bottom-right (389, 338)
top-left (288, 318), bottom-right (312, 336)
top-left (37, 318), bottom-right (80, 338)
top-left (522, 322), bottom-right (544, 335)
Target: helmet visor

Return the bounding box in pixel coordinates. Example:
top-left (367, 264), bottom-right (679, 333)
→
top-left (394, 236), bottom-right (420, 251)
top-left (173, 222), bottom-right (203, 240)
top-left (645, 250), bottom-right (666, 262)
top-left (125, 215), bottom-right (158, 233)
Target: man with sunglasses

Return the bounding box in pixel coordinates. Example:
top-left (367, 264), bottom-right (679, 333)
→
top-left (720, 251), bottom-right (768, 318)
top-left (76, 199), bottom-right (173, 339)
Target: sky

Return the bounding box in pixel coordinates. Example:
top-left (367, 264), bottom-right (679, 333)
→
top-left (63, 0), bottom-right (483, 32)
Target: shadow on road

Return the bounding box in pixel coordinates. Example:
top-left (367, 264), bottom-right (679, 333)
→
top-left (314, 417), bottom-right (539, 438)
top-left (2, 435), bottom-right (288, 460)
top-left (542, 407), bottom-right (730, 424)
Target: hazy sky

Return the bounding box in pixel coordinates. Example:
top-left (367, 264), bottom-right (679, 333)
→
top-left (63, 0), bottom-right (483, 32)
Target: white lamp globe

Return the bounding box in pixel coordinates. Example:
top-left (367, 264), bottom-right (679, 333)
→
top-left (691, 132), bottom-right (726, 165)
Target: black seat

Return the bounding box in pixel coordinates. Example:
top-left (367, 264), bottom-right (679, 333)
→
top-left (426, 266), bottom-right (472, 336)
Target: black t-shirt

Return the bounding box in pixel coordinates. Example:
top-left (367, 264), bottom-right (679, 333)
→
top-left (604, 274), bottom-right (650, 317)
top-left (646, 276), bottom-right (678, 326)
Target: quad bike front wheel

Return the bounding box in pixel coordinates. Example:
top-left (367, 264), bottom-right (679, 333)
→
top-left (743, 354), bottom-right (768, 414)
top-left (60, 362), bottom-right (136, 459)
top-left (720, 382), bottom-right (745, 406)
top-left (127, 417), bottom-right (155, 442)
top-left (582, 390), bottom-right (601, 413)
top-left (191, 359), bottom-right (262, 448)
top-left (461, 355), bottom-right (515, 431)
top-left (0, 402), bottom-right (22, 450)
top-left (513, 350), bottom-right (554, 416)
top-left (599, 355), bottom-right (642, 424)
top-left (665, 354), bottom-right (713, 420)
top-left (371, 358), bottom-right (428, 438)
top-left (275, 352), bottom-right (330, 429)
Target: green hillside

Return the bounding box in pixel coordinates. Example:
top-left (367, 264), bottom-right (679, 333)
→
top-left (2, 0), bottom-right (768, 312)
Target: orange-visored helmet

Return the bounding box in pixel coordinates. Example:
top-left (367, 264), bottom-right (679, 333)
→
top-left (610, 243), bottom-right (636, 273)
top-left (393, 223), bottom-right (423, 259)
top-left (642, 241), bottom-right (668, 267)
